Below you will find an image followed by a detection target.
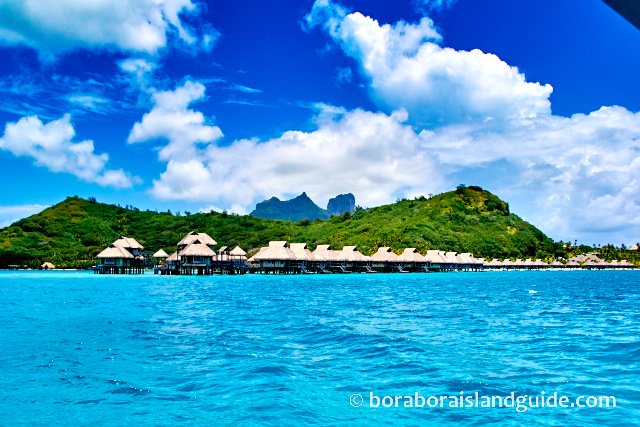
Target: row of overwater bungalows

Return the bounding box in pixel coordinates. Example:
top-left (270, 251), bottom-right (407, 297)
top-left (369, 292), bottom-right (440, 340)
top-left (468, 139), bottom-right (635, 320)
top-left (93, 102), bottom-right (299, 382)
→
top-left (248, 242), bottom-right (484, 273)
top-left (95, 232), bottom-right (248, 275)
top-left (483, 254), bottom-right (635, 270)
top-left (95, 233), bottom-right (636, 274)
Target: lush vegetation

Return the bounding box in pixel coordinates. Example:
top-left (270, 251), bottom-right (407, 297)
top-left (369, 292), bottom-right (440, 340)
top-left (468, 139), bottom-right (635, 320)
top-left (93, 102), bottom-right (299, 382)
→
top-left (0, 186), bottom-right (637, 268)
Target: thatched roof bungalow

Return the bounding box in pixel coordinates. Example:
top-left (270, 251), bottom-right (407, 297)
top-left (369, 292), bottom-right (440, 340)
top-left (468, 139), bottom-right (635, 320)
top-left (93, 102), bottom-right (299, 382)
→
top-left (336, 246), bottom-right (369, 263)
top-left (41, 262), bottom-right (55, 270)
top-left (179, 240), bottom-right (215, 266)
top-left (549, 260), bottom-right (565, 269)
top-left (290, 243), bottom-right (315, 263)
top-left (229, 246), bottom-right (247, 261)
top-left (113, 236), bottom-right (143, 250)
top-left (153, 249), bottom-right (169, 258)
top-left (371, 247), bottom-right (397, 263)
top-left (96, 245), bottom-right (138, 273)
top-left (249, 241), bottom-right (297, 270)
top-left (312, 245), bottom-right (340, 263)
top-left (424, 250), bottom-right (447, 269)
top-left (397, 248), bottom-right (424, 263)
top-left (565, 260), bottom-right (581, 269)
top-left (178, 231), bottom-right (217, 249)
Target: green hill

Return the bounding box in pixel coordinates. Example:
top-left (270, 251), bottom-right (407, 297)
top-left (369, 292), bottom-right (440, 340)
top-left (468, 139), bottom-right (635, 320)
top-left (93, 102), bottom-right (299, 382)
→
top-left (0, 186), bottom-right (562, 268)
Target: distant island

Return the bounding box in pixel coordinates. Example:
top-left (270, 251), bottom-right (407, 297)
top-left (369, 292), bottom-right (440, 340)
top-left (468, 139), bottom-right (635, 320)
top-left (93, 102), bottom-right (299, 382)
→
top-left (250, 192), bottom-right (355, 221)
top-left (0, 186), bottom-right (637, 269)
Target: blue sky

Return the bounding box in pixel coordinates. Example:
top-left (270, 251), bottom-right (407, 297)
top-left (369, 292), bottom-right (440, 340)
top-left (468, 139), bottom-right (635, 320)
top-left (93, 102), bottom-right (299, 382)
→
top-left (0, 0), bottom-right (639, 245)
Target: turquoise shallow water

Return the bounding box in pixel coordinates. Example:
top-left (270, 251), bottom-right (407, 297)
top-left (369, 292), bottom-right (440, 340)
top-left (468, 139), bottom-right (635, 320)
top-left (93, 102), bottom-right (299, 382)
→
top-left (0, 270), bottom-right (638, 426)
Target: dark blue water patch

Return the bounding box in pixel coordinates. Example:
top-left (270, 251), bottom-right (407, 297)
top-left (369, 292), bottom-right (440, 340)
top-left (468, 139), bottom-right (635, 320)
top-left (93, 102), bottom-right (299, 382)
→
top-left (0, 270), bottom-right (638, 426)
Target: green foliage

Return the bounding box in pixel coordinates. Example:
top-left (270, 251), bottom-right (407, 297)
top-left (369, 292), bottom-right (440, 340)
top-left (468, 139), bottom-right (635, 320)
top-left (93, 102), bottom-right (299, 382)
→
top-left (0, 188), bottom-right (596, 268)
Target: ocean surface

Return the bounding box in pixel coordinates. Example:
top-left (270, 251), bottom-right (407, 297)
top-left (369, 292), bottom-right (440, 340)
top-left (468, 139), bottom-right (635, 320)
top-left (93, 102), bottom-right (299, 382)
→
top-left (0, 270), bottom-right (638, 426)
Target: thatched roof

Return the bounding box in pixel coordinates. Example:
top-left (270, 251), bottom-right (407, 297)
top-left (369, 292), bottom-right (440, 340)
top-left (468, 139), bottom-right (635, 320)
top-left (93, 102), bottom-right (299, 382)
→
top-left (424, 250), bottom-right (447, 263)
top-left (337, 246), bottom-right (369, 262)
top-left (250, 241), bottom-right (296, 261)
top-left (312, 244), bottom-right (337, 261)
top-left (166, 252), bottom-right (179, 262)
top-left (371, 247), bottom-right (398, 262)
top-left (178, 231), bottom-right (217, 247)
top-left (179, 241), bottom-right (215, 257)
top-left (97, 245), bottom-right (134, 259)
top-left (457, 252), bottom-right (478, 265)
top-left (397, 248), bottom-right (424, 262)
top-left (152, 249), bottom-right (169, 258)
top-left (113, 236), bottom-right (143, 250)
top-left (290, 243), bottom-right (315, 261)
top-left (444, 252), bottom-right (461, 264)
top-left (41, 262), bottom-right (55, 269)
top-left (229, 246), bottom-right (247, 256)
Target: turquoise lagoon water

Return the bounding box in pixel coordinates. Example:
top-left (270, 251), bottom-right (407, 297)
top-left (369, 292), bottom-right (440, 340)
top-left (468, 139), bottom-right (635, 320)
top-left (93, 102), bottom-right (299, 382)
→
top-left (0, 270), bottom-right (638, 426)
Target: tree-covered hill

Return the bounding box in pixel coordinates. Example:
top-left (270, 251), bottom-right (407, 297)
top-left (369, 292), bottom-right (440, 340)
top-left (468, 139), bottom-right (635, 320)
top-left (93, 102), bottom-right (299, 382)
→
top-left (0, 186), bottom-right (564, 268)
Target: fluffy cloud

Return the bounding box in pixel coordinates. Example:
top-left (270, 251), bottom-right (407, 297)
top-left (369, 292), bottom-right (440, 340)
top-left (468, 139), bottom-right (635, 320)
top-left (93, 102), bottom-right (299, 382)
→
top-left (153, 108), bottom-right (445, 207)
top-left (129, 82), bottom-right (445, 207)
top-left (0, 115), bottom-right (136, 188)
top-left (127, 81), bottom-right (223, 162)
top-left (306, 0), bottom-right (552, 127)
top-left (133, 79), bottom-right (640, 243)
top-left (0, 0), bottom-right (212, 56)
top-left (424, 106), bottom-right (640, 242)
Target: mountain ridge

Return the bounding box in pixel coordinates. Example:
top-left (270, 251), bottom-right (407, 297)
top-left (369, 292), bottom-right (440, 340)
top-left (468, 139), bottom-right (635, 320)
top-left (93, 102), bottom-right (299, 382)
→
top-left (250, 192), bottom-right (331, 221)
top-left (0, 186), bottom-right (568, 268)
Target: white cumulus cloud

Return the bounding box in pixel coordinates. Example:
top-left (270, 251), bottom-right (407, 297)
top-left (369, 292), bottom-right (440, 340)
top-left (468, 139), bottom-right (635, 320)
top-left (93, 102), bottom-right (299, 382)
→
top-left (0, 0), bottom-right (212, 56)
top-left (424, 106), bottom-right (640, 243)
top-left (129, 82), bottom-right (446, 208)
top-left (127, 81), bottom-right (224, 162)
top-left (133, 78), bottom-right (640, 244)
top-left (306, 0), bottom-right (552, 128)
top-left (0, 114), bottom-right (136, 188)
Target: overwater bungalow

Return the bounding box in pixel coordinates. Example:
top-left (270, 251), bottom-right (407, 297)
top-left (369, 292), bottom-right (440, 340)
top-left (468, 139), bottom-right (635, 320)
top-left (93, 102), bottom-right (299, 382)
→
top-left (152, 249), bottom-right (169, 266)
top-left (95, 236), bottom-right (145, 274)
top-left (335, 246), bottom-right (370, 273)
top-left (370, 247), bottom-right (398, 272)
top-left (179, 239), bottom-right (215, 275)
top-left (248, 241), bottom-right (298, 273)
top-left (618, 260), bottom-right (634, 269)
top-left (311, 245), bottom-right (335, 273)
top-left (163, 252), bottom-right (180, 274)
top-left (178, 231), bottom-right (217, 249)
top-left (40, 262), bottom-right (55, 270)
top-left (229, 246), bottom-right (247, 260)
top-left (443, 252), bottom-right (461, 271)
top-left (397, 248), bottom-right (427, 272)
top-left (582, 259), bottom-right (603, 270)
top-left (216, 246), bottom-right (230, 261)
top-left (457, 253), bottom-right (483, 271)
top-left (483, 259), bottom-right (502, 270)
top-left (549, 260), bottom-right (565, 269)
top-left (424, 250), bottom-right (447, 271)
top-left (565, 260), bottom-right (581, 269)
top-left (288, 243), bottom-right (315, 273)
